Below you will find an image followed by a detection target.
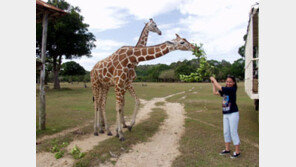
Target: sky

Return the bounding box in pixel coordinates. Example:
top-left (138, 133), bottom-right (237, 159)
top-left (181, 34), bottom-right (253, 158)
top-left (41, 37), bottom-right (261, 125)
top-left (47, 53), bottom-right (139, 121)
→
top-left (64, 0), bottom-right (259, 71)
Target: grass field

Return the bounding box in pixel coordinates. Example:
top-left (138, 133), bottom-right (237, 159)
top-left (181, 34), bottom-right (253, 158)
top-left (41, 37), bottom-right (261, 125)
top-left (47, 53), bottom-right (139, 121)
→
top-left (36, 82), bottom-right (193, 137)
top-left (36, 81), bottom-right (258, 166)
top-left (166, 82), bottom-right (259, 166)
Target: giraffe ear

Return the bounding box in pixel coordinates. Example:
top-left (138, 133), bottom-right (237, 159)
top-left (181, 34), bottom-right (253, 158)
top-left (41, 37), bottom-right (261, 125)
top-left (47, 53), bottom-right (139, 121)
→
top-left (175, 34), bottom-right (181, 39)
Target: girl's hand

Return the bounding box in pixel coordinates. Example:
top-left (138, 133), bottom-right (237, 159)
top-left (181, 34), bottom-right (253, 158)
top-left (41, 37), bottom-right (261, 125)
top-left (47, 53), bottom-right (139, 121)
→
top-left (210, 77), bottom-right (215, 82)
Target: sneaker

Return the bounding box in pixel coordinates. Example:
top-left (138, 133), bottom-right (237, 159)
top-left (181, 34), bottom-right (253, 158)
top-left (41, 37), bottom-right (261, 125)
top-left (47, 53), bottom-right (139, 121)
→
top-left (219, 150), bottom-right (231, 155)
top-left (230, 152), bottom-right (241, 159)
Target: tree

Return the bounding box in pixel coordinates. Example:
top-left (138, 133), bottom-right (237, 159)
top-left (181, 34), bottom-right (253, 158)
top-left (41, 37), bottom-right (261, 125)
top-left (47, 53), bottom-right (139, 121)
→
top-left (159, 69), bottom-right (177, 82)
top-left (238, 34), bottom-right (247, 57)
top-left (229, 58), bottom-right (245, 80)
top-left (61, 61), bottom-right (86, 76)
top-left (180, 44), bottom-right (214, 82)
top-left (174, 60), bottom-right (197, 79)
top-left (36, 0), bottom-right (95, 89)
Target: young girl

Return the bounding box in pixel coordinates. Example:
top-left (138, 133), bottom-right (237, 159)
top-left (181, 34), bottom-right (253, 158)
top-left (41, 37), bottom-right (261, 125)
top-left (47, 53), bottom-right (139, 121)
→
top-left (210, 76), bottom-right (241, 158)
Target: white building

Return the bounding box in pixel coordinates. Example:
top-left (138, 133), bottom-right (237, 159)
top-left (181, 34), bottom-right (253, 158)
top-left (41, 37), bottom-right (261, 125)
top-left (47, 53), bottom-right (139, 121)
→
top-left (244, 4), bottom-right (259, 110)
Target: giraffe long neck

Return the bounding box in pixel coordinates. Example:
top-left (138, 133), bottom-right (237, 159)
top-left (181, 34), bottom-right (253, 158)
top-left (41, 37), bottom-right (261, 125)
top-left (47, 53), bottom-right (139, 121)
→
top-left (134, 43), bottom-right (175, 63)
top-left (136, 24), bottom-right (149, 47)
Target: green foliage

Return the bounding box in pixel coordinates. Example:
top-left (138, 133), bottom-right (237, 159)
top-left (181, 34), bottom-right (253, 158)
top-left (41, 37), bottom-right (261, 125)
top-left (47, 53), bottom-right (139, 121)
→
top-left (135, 56), bottom-right (244, 82)
top-left (180, 43), bottom-right (214, 82)
top-left (55, 150), bottom-right (64, 159)
top-left (50, 141), bottom-right (69, 159)
top-left (159, 69), bottom-right (178, 82)
top-left (238, 45), bottom-right (245, 57)
top-left (71, 145), bottom-right (86, 159)
top-left (135, 64), bottom-right (170, 82)
top-left (174, 60), bottom-right (197, 77)
top-left (61, 61), bottom-right (86, 76)
top-left (36, 0), bottom-right (96, 88)
top-left (229, 58), bottom-right (245, 80)
top-left (238, 34), bottom-right (247, 57)
top-left (192, 43), bottom-right (206, 59)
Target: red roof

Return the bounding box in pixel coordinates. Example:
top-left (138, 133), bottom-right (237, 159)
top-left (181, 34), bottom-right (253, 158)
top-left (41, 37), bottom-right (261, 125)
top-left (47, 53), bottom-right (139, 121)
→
top-left (36, 0), bottom-right (66, 13)
top-left (36, 0), bottom-right (67, 22)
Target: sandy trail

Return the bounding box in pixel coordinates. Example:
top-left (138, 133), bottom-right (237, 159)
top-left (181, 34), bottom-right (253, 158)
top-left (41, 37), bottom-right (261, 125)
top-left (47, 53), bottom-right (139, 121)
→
top-left (36, 120), bottom-right (92, 144)
top-left (102, 99), bottom-right (186, 167)
top-left (36, 91), bottom-right (185, 167)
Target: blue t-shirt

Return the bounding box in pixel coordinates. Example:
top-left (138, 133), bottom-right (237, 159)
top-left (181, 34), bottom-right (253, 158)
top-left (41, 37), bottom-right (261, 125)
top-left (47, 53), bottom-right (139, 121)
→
top-left (219, 87), bottom-right (239, 114)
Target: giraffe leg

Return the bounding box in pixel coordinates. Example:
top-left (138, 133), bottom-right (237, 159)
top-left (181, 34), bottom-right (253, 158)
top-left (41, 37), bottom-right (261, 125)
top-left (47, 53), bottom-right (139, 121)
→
top-left (99, 105), bottom-right (105, 128)
top-left (128, 84), bottom-right (140, 131)
top-left (92, 87), bottom-right (102, 136)
top-left (115, 87), bottom-right (125, 141)
top-left (121, 96), bottom-right (128, 128)
top-left (101, 87), bottom-right (112, 136)
top-left (93, 97), bottom-right (99, 136)
top-left (97, 95), bottom-right (104, 134)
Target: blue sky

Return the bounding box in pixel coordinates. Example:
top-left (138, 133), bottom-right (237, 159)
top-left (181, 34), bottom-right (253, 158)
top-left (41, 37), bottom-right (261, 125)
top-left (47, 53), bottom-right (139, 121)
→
top-left (65, 0), bottom-right (259, 71)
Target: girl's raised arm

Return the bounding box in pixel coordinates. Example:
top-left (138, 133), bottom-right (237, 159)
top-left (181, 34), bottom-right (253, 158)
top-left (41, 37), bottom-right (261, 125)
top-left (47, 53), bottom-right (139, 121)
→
top-left (210, 77), bottom-right (222, 91)
top-left (212, 81), bottom-right (220, 95)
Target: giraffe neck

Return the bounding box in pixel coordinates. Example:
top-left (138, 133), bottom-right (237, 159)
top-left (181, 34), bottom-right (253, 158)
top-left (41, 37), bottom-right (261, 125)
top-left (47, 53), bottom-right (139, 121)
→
top-left (136, 24), bottom-right (149, 47)
top-left (135, 42), bottom-right (175, 63)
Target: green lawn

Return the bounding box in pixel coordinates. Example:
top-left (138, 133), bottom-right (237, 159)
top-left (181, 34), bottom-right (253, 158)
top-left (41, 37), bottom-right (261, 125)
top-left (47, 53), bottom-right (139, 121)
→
top-left (36, 82), bottom-right (194, 138)
top-left (36, 82), bottom-right (258, 166)
top-left (166, 82), bottom-right (259, 167)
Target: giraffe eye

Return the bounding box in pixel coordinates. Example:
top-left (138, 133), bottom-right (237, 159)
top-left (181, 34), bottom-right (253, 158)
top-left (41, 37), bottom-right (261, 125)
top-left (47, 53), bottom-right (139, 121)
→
top-left (180, 41), bottom-right (185, 44)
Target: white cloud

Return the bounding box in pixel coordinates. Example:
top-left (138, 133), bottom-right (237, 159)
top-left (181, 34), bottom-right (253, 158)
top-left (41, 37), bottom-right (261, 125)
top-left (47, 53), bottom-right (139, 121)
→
top-left (95, 39), bottom-right (127, 51)
top-left (177, 0), bottom-right (259, 58)
top-left (179, 0), bottom-right (233, 16)
top-left (67, 0), bottom-right (184, 31)
top-left (64, 0), bottom-right (259, 69)
top-left (66, 0), bottom-right (128, 31)
top-left (115, 0), bottom-right (183, 20)
top-left (63, 51), bottom-right (112, 71)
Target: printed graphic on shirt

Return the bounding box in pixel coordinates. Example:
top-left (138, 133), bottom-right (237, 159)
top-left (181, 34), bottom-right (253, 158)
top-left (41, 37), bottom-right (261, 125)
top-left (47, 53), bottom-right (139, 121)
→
top-left (222, 95), bottom-right (231, 112)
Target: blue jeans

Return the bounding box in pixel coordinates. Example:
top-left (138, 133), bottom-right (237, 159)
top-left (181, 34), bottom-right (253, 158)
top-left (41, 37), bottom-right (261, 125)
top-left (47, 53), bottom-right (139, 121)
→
top-left (223, 112), bottom-right (240, 145)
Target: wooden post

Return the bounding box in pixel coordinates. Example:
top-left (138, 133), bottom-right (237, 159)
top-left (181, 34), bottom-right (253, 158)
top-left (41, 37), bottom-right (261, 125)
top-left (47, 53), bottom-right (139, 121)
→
top-left (39, 11), bottom-right (49, 130)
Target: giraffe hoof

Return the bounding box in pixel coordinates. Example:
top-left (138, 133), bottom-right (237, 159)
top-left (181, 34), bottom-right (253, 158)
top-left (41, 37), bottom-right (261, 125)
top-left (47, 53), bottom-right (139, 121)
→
top-left (99, 130), bottom-right (104, 134)
top-left (107, 132), bottom-right (113, 136)
top-left (115, 133), bottom-right (119, 138)
top-left (127, 126), bottom-right (132, 132)
top-left (94, 132), bottom-right (99, 136)
top-left (119, 137), bottom-right (125, 142)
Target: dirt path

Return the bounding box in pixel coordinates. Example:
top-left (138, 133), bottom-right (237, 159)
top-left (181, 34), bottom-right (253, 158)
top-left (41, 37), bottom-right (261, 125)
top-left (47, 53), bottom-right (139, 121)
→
top-left (36, 120), bottom-right (92, 144)
top-left (101, 99), bottom-right (186, 167)
top-left (36, 91), bottom-right (186, 167)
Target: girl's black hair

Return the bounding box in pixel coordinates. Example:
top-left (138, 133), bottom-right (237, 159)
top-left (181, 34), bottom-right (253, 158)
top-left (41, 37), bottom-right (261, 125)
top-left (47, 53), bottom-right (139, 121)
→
top-left (226, 75), bottom-right (237, 89)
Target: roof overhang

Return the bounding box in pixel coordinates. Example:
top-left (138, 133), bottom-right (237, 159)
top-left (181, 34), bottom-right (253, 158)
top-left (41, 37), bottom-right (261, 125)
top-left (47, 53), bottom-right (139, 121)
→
top-left (36, 0), bottom-right (67, 23)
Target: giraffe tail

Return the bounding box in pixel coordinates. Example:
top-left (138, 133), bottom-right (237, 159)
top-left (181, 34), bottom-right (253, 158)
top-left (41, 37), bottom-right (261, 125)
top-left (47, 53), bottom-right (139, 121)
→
top-left (92, 96), bottom-right (94, 102)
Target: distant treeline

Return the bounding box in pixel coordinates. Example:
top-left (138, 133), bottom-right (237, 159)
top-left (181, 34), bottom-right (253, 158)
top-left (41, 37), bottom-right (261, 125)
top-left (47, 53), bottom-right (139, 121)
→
top-left (37, 58), bottom-right (244, 84)
top-left (135, 58), bottom-right (244, 82)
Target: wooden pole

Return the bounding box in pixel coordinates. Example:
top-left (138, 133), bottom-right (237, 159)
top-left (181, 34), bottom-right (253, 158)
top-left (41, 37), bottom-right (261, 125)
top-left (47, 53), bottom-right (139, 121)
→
top-left (39, 11), bottom-right (49, 130)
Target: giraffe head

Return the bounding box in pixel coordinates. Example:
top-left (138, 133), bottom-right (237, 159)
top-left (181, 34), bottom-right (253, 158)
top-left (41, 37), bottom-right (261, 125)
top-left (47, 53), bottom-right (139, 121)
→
top-left (166, 34), bottom-right (196, 51)
top-left (146, 18), bottom-right (162, 35)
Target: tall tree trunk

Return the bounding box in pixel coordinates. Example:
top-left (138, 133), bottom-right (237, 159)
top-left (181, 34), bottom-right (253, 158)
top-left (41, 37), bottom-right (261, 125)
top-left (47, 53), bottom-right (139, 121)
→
top-left (53, 55), bottom-right (62, 89)
top-left (39, 11), bottom-right (48, 130)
